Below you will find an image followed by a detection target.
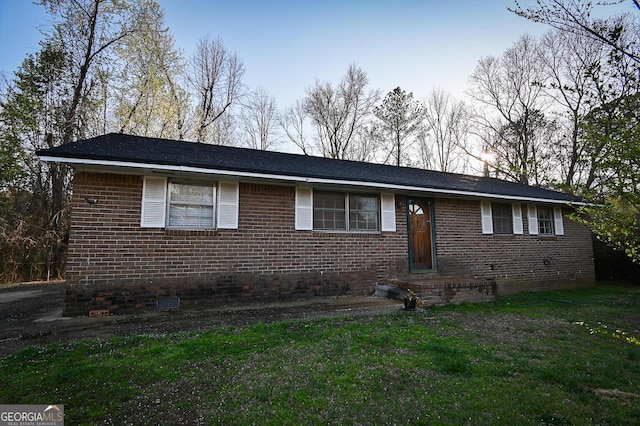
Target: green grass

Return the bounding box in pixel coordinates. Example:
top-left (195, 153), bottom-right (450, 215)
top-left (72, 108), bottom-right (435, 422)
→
top-left (1, 285), bottom-right (639, 425)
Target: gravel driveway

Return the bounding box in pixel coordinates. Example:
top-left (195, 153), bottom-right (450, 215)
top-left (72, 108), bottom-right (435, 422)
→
top-left (0, 282), bottom-right (400, 357)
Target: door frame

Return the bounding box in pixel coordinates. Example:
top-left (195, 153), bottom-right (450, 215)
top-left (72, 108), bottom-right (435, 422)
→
top-left (407, 197), bottom-right (437, 272)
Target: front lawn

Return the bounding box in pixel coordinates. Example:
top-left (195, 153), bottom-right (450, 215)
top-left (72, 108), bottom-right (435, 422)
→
top-left (1, 285), bottom-right (639, 425)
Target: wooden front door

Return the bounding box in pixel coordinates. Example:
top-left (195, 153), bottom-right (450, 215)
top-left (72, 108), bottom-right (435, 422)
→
top-left (408, 199), bottom-right (434, 270)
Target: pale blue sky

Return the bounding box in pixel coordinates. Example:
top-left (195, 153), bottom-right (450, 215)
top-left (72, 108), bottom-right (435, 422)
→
top-left (0, 0), bottom-right (634, 108)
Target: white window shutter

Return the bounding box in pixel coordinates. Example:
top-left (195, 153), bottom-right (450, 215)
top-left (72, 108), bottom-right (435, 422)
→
top-left (528, 205), bottom-right (538, 235)
top-left (141, 176), bottom-right (167, 227)
top-left (380, 193), bottom-right (396, 232)
top-left (481, 201), bottom-right (493, 234)
top-left (512, 203), bottom-right (523, 234)
top-left (553, 206), bottom-right (565, 236)
top-left (217, 181), bottom-right (239, 229)
top-left (295, 187), bottom-right (313, 230)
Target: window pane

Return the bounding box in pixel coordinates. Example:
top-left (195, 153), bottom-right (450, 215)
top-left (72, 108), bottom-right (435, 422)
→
top-left (170, 183), bottom-right (214, 203)
top-left (492, 203), bottom-right (512, 234)
top-left (314, 191), bottom-right (346, 230)
top-left (168, 182), bottom-right (215, 228)
top-left (169, 205), bottom-right (214, 227)
top-left (349, 194), bottom-right (379, 231)
top-left (537, 207), bottom-right (554, 235)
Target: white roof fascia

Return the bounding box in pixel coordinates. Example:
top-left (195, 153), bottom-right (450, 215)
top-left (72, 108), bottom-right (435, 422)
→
top-left (38, 156), bottom-right (309, 183)
top-left (303, 177), bottom-right (584, 205)
top-left (39, 156), bottom-right (584, 206)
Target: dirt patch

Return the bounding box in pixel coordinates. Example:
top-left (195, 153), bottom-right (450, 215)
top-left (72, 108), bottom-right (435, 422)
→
top-left (443, 311), bottom-right (573, 346)
top-left (0, 282), bottom-right (401, 358)
top-left (592, 388), bottom-right (640, 399)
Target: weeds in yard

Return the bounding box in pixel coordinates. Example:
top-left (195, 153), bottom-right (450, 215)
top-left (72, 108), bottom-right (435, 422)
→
top-left (573, 321), bottom-right (640, 346)
top-left (0, 285), bottom-right (639, 425)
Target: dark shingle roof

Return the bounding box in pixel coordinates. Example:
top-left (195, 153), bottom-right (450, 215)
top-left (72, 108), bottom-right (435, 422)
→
top-left (37, 133), bottom-right (581, 203)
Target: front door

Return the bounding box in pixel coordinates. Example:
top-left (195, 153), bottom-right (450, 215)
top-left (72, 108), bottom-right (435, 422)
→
top-left (408, 199), bottom-right (435, 271)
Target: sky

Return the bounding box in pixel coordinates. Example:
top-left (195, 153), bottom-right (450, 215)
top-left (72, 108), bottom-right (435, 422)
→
top-left (0, 1), bottom-right (635, 112)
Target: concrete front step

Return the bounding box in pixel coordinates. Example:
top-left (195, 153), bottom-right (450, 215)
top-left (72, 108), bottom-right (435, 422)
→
top-left (374, 284), bottom-right (415, 301)
top-left (376, 278), bottom-right (497, 307)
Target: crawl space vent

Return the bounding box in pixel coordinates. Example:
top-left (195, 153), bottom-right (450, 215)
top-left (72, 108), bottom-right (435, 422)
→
top-left (157, 297), bottom-right (180, 311)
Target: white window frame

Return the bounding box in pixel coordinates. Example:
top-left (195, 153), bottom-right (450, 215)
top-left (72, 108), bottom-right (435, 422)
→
top-left (167, 181), bottom-right (216, 229)
top-left (140, 177), bottom-right (239, 230)
top-left (295, 188), bottom-right (395, 232)
top-left (313, 190), bottom-right (348, 231)
top-left (537, 206), bottom-right (555, 236)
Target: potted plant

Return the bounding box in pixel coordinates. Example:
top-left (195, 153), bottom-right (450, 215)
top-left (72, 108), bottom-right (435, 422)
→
top-left (403, 289), bottom-right (421, 311)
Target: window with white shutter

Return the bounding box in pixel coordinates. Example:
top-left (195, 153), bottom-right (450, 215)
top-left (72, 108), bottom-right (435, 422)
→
top-left (537, 207), bottom-right (554, 235)
top-left (168, 182), bottom-right (215, 228)
top-left (491, 203), bottom-right (512, 234)
top-left (481, 202), bottom-right (524, 235)
top-left (296, 188), bottom-right (388, 232)
top-left (141, 177), bottom-right (239, 230)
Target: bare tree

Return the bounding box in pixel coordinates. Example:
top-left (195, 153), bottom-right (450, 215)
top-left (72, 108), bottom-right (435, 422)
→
top-left (511, 0), bottom-right (640, 63)
top-left (188, 36), bottom-right (245, 143)
top-left (207, 113), bottom-right (238, 146)
top-left (420, 88), bottom-right (470, 172)
top-left (304, 64), bottom-right (379, 159)
top-left (535, 29), bottom-right (608, 188)
top-left (240, 87), bottom-right (279, 150)
top-left (468, 35), bottom-right (553, 185)
top-left (343, 122), bottom-right (380, 163)
top-left (279, 100), bottom-right (311, 155)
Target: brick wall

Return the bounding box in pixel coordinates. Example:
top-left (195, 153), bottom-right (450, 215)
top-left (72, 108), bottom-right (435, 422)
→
top-left (64, 172), bottom-right (596, 316)
top-left (65, 173), bottom-right (408, 315)
top-left (432, 198), bottom-right (596, 295)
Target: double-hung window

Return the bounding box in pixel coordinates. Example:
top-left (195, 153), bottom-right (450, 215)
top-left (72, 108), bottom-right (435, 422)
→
top-left (141, 176), bottom-right (239, 229)
top-left (313, 191), bottom-right (346, 230)
top-left (168, 182), bottom-right (215, 228)
top-left (349, 194), bottom-right (379, 231)
top-left (491, 203), bottom-right (513, 234)
top-left (312, 191), bottom-right (379, 232)
top-left (537, 207), bottom-right (554, 236)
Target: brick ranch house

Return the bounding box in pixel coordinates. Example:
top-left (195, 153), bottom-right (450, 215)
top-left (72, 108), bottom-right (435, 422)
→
top-left (38, 133), bottom-right (595, 316)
